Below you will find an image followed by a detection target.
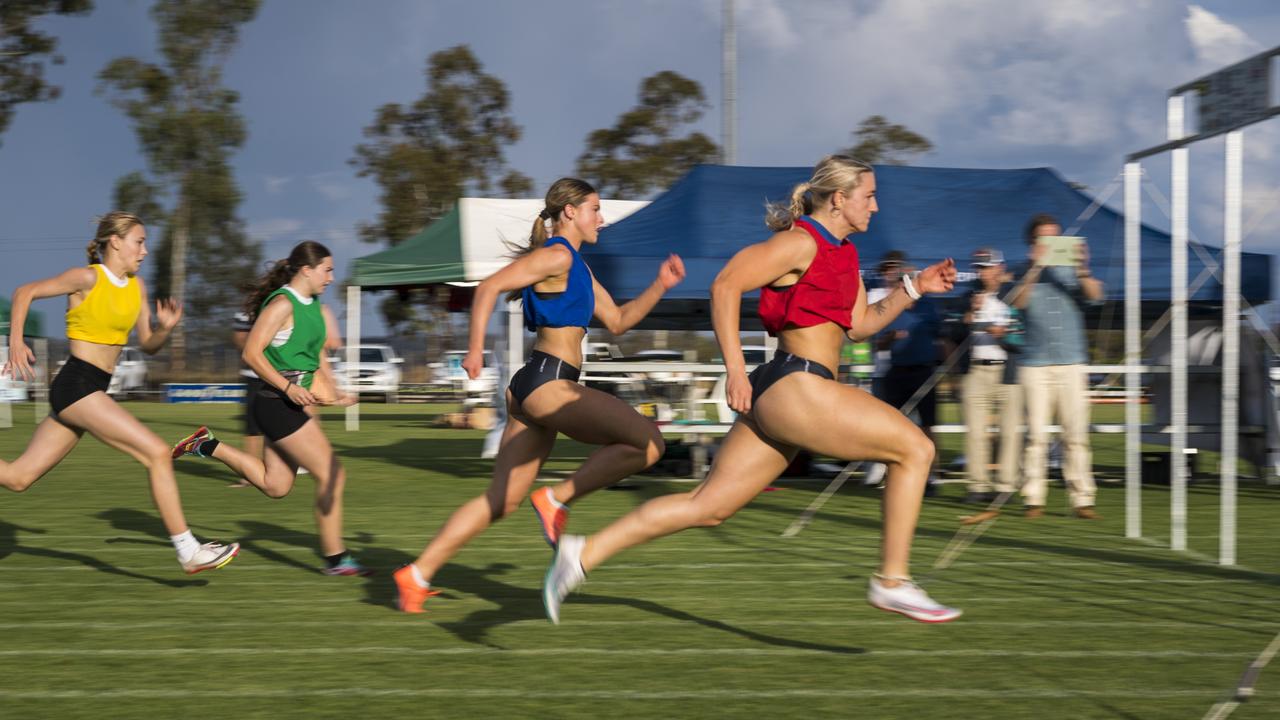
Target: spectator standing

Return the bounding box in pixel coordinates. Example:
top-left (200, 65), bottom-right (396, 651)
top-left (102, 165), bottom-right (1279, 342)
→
top-left (1008, 215), bottom-right (1104, 519)
top-left (959, 248), bottom-right (1022, 507)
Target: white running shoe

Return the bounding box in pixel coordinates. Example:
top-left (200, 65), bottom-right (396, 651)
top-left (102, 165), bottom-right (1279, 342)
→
top-left (867, 575), bottom-right (961, 623)
top-left (180, 541), bottom-right (241, 575)
top-left (543, 534), bottom-right (586, 625)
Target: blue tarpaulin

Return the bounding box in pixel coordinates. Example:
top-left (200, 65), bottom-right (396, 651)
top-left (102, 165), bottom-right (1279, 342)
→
top-left (584, 164), bottom-right (1271, 329)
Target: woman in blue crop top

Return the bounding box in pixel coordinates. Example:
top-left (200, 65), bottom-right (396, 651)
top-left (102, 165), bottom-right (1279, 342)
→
top-left (394, 177), bottom-right (685, 612)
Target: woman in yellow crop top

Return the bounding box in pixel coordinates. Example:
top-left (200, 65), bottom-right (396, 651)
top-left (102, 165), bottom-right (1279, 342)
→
top-left (1, 211), bottom-right (239, 575)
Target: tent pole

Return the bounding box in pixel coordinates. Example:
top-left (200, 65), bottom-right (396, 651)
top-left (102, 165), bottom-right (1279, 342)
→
top-left (32, 338), bottom-right (47, 422)
top-left (1220, 130), bottom-right (1242, 566)
top-left (345, 285), bottom-right (360, 432)
top-left (0, 336), bottom-right (10, 429)
top-left (1124, 162), bottom-right (1142, 539)
top-left (507, 301), bottom-right (523, 381)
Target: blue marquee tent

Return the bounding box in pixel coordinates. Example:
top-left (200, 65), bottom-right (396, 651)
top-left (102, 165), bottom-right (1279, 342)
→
top-left (585, 164), bottom-right (1272, 329)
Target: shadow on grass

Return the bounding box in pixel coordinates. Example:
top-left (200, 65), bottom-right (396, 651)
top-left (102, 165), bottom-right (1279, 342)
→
top-left (339, 438), bottom-right (494, 477)
top-left (171, 457), bottom-right (244, 484)
top-left (367, 560), bottom-right (864, 655)
top-left (747, 492), bottom-right (1280, 588)
top-left (1, 518), bottom-right (207, 588)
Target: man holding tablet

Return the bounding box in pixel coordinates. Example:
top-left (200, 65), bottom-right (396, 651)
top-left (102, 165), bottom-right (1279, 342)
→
top-left (1008, 214), bottom-right (1105, 519)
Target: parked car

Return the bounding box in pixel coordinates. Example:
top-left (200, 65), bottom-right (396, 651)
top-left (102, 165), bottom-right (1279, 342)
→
top-left (332, 344), bottom-right (404, 402)
top-left (431, 350), bottom-right (498, 399)
top-left (0, 345), bottom-right (39, 401)
top-left (108, 346), bottom-right (147, 397)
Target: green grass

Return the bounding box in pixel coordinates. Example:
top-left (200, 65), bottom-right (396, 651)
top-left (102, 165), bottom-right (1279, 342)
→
top-left (1, 402), bottom-right (1277, 719)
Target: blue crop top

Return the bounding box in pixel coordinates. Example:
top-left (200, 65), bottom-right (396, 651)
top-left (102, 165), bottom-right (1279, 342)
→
top-left (521, 237), bottom-right (595, 332)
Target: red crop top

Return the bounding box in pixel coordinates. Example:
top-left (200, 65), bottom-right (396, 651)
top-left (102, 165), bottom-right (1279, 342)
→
top-left (758, 217), bottom-right (861, 335)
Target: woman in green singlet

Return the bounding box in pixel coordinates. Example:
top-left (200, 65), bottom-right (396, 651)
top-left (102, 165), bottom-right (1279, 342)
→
top-left (172, 241), bottom-right (367, 576)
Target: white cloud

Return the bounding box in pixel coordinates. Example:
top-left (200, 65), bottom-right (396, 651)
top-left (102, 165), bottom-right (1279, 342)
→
top-left (707, 0), bottom-right (1280, 275)
top-left (729, 0), bottom-right (804, 51)
top-left (308, 172), bottom-right (354, 202)
top-left (247, 217), bottom-right (304, 241)
top-left (264, 175), bottom-right (293, 194)
top-left (730, 0), bottom-right (1198, 161)
top-left (1185, 5), bottom-right (1262, 70)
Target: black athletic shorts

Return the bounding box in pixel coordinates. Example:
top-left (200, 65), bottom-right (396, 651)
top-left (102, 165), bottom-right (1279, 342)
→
top-left (248, 382), bottom-right (310, 442)
top-left (50, 355), bottom-right (112, 416)
top-left (747, 351), bottom-right (835, 406)
top-left (241, 376), bottom-right (263, 437)
top-left (508, 350), bottom-right (581, 405)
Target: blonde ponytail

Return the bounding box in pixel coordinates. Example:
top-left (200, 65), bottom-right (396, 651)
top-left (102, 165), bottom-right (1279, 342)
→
top-left (88, 211), bottom-right (144, 265)
top-left (764, 155), bottom-right (874, 232)
top-left (765, 181), bottom-right (812, 232)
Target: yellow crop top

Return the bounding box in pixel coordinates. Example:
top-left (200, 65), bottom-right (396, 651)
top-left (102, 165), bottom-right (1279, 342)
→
top-left (65, 265), bottom-right (141, 346)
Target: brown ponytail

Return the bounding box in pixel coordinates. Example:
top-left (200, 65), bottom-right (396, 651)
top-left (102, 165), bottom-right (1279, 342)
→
top-left (504, 177), bottom-right (596, 302)
top-left (244, 241), bottom-right (331, 319)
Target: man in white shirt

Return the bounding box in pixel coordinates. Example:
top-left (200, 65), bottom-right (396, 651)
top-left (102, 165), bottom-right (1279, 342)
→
top-left (961, 248), bottom-right (1021, 504)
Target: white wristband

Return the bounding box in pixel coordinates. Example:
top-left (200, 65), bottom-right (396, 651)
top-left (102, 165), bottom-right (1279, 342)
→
top-left (901, 271), bottom-right (922, 301)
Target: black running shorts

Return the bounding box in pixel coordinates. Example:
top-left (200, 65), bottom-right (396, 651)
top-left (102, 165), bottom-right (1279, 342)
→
top-left (248, 382), bottom-right (310, 442)
top-left (49, 355), bottom-right (112, 416)
top-left (508, 350), bottom-right (581, 405)
top-left (747, 351), bottom-right (835, 406)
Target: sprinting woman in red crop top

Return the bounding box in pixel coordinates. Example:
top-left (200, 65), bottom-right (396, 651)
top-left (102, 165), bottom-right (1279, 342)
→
top-left (544, 155), bottom-right (961, 624)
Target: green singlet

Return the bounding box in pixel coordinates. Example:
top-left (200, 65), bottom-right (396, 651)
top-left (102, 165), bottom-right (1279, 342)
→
top-left (261, 287), bottom-right (325, 389)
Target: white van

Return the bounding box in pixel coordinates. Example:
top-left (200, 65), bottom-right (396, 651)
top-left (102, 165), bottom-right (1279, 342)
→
top-left (333, 344), bottom-right (404, 402)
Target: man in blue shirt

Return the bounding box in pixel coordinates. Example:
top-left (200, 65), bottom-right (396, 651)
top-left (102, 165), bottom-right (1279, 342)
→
top-left (1009, 214), bottom-right (1105, 519)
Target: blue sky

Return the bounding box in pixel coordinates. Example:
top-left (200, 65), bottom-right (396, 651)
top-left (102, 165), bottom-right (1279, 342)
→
top-left (1, 0), bottom-right (1277, 339)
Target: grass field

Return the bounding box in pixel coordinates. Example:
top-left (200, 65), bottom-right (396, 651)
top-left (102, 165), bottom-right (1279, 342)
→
top-left (1, 401), bottom-right (1277, 719)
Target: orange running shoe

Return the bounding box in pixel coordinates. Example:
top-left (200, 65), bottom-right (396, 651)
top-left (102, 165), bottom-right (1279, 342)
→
top-left (393, 565), bottom-right (440, 613)
top-left (530, 487), bottom-right (569, 549)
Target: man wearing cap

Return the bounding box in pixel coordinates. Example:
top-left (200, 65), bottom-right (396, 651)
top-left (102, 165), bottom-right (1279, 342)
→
top-left (1008, 214), bottom-right (1105, 520)
top-left (960, 248), bottom-right (1023, 507)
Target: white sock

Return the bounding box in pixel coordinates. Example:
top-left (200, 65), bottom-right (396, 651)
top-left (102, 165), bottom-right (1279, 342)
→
top-left (410, 563), bottom-right (430, 589)
top-left (171, 530), bottom-right (200, 563)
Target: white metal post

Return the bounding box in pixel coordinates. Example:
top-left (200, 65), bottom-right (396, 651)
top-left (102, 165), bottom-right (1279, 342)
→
top-left (1124, 162), bottom-right (1142, 539)
top-left (0, 336), bottom-right (11, 429)
top-left (1220, 130), bottom-right (1242, 566)
top-left (721, 0), bottom-right (737, 166)
top-left (345, 285), bottom-right (360, 432)
top-left (1168, 95), bottom-right (1189, 552)
top-left (32, 337), bottom-right (47, 422)
top-left (507, 301), bottom-right (523, 376)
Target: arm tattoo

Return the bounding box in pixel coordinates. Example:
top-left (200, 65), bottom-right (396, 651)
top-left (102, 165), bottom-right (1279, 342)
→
top-left (871, 299), bottom-right (890, 317)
